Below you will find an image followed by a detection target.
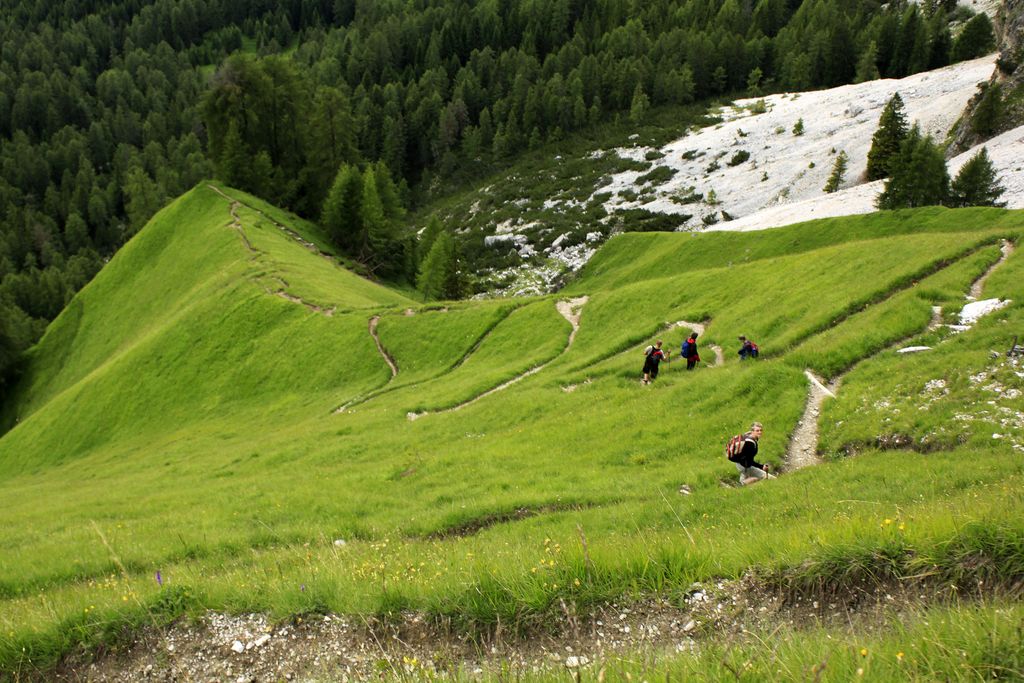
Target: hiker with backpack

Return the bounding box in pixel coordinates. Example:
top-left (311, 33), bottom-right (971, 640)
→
top-left (681, 332), bottom-right (700, 370)
top-left (738, 336), bottom-right (759, 360)
top-left (726, 422), bottom-right (770, 485)
top-left (641, 340), bottom-right (669, 385)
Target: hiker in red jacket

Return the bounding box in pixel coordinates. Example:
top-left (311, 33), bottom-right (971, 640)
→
top-left (641, 340), bottom-right (669, 385)
top-left (681, 332), bottom-right (700, 370)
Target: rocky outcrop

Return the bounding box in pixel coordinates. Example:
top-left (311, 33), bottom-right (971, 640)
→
top-left (948, 0), bottom-right (1024, 153)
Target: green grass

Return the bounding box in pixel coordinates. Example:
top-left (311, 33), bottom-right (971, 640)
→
top-left (3, 187), bottom-right (1024, 678)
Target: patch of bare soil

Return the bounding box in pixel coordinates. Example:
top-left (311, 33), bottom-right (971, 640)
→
top-left (59, 574), bottom-right (986, 682)
top-left (969, 239), bottom-right (1015, 301)
top-left (785, 371), bottom-right (838, 471)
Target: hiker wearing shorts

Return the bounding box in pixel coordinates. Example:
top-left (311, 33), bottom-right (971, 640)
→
top-left (681, 332), bottom-right (700, 370)
top-left (733, 422), bottom-right (769, 485)
top-left (641, 340), bottom-right (669, 385)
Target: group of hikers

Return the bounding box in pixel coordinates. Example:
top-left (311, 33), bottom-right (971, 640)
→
top-left (641, 332), bottom-right (758, 384)
top-left (641, 333), bottom-right (769, 486)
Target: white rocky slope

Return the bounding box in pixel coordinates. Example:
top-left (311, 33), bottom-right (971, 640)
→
top-left (593, 55), bottom-right (1024, 235)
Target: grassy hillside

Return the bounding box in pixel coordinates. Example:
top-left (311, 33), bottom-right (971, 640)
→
top-left (2, 192), bottom-right (1024, 680)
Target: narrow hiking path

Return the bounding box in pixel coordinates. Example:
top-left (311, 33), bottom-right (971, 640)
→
top-left (785, 370), bottom-right (838, 471)
top-left (334, 304), bottom-right (527, 415)
top-left (782, 238), bottom-right (1016, 472)
top-left (409, 297), bottom-right (589, 420)
top-left (209, 185), bottom-right (341, 318)
top-left (969, 239), bottom-right (1015, 301)
top-left (333, 316), bottom-right (398, 414)
top-left (208, 184), bottom-right (335, 265)
top-left (369, 315), bottom-right (398, 378)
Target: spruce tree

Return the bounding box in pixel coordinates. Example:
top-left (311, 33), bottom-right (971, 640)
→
top-left (417, 215), bottom-right (444, 267)
top-left (218, 119), bottom-right (250, 189)
top-left (866, 93), bottom-right (908, 181)
top-left (971, 82), bottom-right (1003, 137)
top-left (629, 84), bottom-right (649, 125)
top-left (823, 151), bottom-right (849, 193)
top-left (951, 13), bottom-right (996, 62)
top-left (854, 41), bottom-right (880, 83)
top-left (949, 148), bottom-right (1005, 207)
top-left (416, 231), bottom-right (452, 300)
top-left (321, 164), bottom-right (362, 252)
top-left (877, 125), bottom-right (950, 209)
top-left (360, 166), bottom-right (390, 260)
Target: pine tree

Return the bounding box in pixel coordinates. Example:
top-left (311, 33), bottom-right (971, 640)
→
top-left (951, 13), bottom-right (996, 62)
top-left (417, 215), bottom-right (444, 267)
top-left (971, 82), bottom-right (1003, 137)
top-left (866, 93), bottom-right (908, 181)
top-left (218, 119), bottom-right (250, 189)
top-left (854, 41), bottom-right (880, 83)
top-left (360, 166), bottom-right (389, 260)
top-left (416, 231), bottom-right (452, 300)
top-left (746, 67), bottom-right (763, 96)
top-left (823, 151), bottom-right (849, 193)
top-left (321, 164), bottom-right (362, 252)
top-left (792, 118), bottom-right (804, 136)
top-left (629, 84), bottom-right (649, 125)
top-left (949, 148), bottom-right (1005, 207)
top-left (877, 125), bottom-right (950, 209)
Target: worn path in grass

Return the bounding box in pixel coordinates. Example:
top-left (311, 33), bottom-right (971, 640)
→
top-left (784, 238), bottom-right (1017, 472)
top-left (339, 304), bottom-right (526, 415)
top-left (207, 184), bottom-right (333, 263)
top-left (785, 371), bottom-right (838, 471)
top-left (409, 297), bottom-right (589, 420)
top-left (368, 315), bottom-right (398, 378)
top-left (968, 239), bottom-right (1015, 300)
top-left (209, 184), bottom-right (339, 317)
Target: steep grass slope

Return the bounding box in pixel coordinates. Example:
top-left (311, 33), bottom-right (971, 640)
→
top-left (2, 194), bottom-right (1024, 680)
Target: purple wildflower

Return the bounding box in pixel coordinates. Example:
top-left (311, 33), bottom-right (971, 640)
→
top-left (155, 570), bottom-right (163, 587)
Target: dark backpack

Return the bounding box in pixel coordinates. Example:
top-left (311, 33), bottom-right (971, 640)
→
top-left (681, 340), bottom-right (693, 357)
top-left (725, 434), bottom-right (744, 462)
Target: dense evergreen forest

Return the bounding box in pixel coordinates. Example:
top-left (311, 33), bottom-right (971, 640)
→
top-left (0, 0), bottom-right (996, 388)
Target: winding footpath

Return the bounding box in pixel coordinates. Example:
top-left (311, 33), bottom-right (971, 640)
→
top-left (969, 239), bottom-right (1015, 301)
top-left (408, 297), bottom-right (589, 420)
top-left (209, 184), bottom-right (341, 317)
top-left (783, 238), bottom-right (1016, 471)
top-left (784, 371), bottom-right (838, 471)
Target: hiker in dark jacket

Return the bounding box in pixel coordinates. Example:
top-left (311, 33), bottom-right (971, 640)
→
top-left (734, 422), bottom-right (769, 485)
top-left (641, 340), bottom-right (669, 385)
top-left (738, 335), bottom-right (759, 360)
top-left (681, 332), bottom-right (700, 370)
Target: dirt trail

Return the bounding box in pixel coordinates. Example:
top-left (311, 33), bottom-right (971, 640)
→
top-left (968, 239), bottom-right (1015, 301)
top-left (210, 185), bottom-right (342, 318)
top-left (208, 184), bottom-right (334, 264)
top-left (785, 370), bottom-right (838, 471)
top-left (783, 238), bottom-right (1016, 471)
top-left (369, 315), bottom-right (398, 378)
top-left (409, 298), bottom-right (588, 420)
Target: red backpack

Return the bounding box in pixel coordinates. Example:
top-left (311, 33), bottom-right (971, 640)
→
top-left (725, 434), bottom-right (744, 462)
